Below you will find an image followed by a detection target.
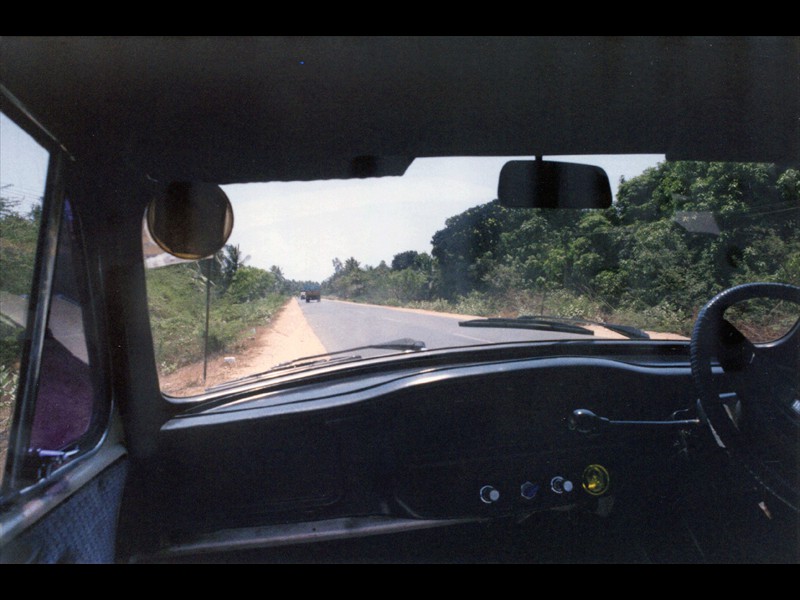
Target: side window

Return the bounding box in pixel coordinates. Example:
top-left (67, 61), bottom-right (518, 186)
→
top-left (0, 112), bottom-right (48, 487)
top-left (1, 110), bottom-right (101, 492)
top-left (28, 201), bottom-right (94, 464)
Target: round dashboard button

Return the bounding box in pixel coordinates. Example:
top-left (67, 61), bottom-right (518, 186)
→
top-left (480, 485), bottom-right (500, 504)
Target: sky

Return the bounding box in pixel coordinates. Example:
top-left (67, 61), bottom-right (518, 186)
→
top-left (1, 111), bottom-right (663, 284)
top-left (222, 154), bottom-right (664, 283)
top-left (0, 113), bottom-right (50, 214)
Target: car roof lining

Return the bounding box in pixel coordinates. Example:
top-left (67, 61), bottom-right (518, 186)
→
top-left (1, 36), bottom-right (798, 183)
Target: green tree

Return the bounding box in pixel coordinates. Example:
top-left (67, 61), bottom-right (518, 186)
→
top-left (388, 268), bottom-right (428, 303)
top-left (392, 250), bottom-right (423, 271)
top-left (431, 201), bottom-right (510, 299)
top-left (344, 257), bottom-right (361, 273)
top-left (270, 265), bottom-right (289, 294)
top-left (227, 265), bottom-right (276, 303)
top-left (219, 244), bottom-right (249, 292)
top-left (0, 197), bottom-right (42, 295)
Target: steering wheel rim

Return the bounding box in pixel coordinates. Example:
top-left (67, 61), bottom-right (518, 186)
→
top-left (690, 282), bottom-right (800, 511)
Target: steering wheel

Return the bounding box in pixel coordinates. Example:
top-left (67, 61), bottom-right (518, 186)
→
top-left (690, 283), bottom-right (800, 512)
top-left (691, 282), bottom-right (800, 511)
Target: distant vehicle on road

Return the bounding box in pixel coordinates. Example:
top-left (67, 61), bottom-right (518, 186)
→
top-left (304, 285), bottom-right (321, 303)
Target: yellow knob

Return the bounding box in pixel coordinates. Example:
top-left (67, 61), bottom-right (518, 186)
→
top-left (582, 464), bottom-right (610, 496)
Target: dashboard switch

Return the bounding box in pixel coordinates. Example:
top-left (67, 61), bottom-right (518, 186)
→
top-left (582, 464), bottom-right (610, 496)
top-left (520, 481), bottom-right (540, 500)
top-left (550, 476), bottom-right (573, 494)
top-left (480, 485), bottom-right (501, 504)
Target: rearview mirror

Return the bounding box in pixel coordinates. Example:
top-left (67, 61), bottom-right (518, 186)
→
top-left (146, 182), bottom-right (234, 260)
top-left (498, 160), bottom-right (612, 209)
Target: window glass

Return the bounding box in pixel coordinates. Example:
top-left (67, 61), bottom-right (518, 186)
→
top-left (0, 112), bottom-right (49, 484)
top-left (724, 298), bottom-right (799, 344)
top-left (29, 200), bottom-right (93, 456)
top-left (144, 158), bottom-right (799, 397)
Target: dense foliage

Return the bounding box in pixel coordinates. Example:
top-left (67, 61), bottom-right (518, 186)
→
top-left (1, 198), bottom-right (42, 464)
top-left (143, 243), bottom-right (324, 373)
top-left (323, 162), bottom-right (800, 335)
top-left (0, 198), bottom-right (40, 298)
top-left (1, 199), bottom-right (40, 370)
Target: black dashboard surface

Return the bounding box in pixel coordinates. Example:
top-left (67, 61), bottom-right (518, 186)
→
top-left (129, 344), bottom-right (701, 553)
top-left (121, 340), bottom-right (800, 564)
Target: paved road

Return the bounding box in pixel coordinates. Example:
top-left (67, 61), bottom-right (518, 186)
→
top-left (0, 291), bottom-right (88, 363)
top-left (298, 299), bottom-right (592, 357)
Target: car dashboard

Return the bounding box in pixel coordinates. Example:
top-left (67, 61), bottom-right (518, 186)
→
top-left (119, 341), bottom-right (737, 562)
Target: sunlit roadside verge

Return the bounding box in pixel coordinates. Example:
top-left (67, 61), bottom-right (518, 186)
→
top-left (159, 298), bottom-right (326, 398)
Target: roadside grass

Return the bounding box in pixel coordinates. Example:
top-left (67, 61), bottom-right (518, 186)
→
top-left (346, 287), bottom-right (698, 338)
top-left (145, 265), bottom-right (286, 374)
top-left (0, 319), bottom-right (22, 479)
top-left (349, 286), bottom-right (796, 342)
top-left (0, 363), bottom-right (18, 481)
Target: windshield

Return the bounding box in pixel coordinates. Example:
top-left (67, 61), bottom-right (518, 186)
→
top-left (143, 156), bottom-right (800, 397)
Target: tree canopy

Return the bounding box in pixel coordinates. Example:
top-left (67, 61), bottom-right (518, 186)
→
top-left (320, 162), bottom-right (799, 334)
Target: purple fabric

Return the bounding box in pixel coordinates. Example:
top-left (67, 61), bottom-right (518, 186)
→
top-left (29, 335), bottom-right (93, 451)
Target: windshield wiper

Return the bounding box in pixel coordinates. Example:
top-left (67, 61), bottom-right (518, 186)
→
top-left (268, 338), bottom-right (427, 372)
top-left (459, 316), bottom-right (650, 340)
top-left (205, 338), bottom-right (427, 392)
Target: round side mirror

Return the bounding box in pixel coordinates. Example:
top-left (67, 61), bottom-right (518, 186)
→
top-left (146, 182), bottom-right (234, 259)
